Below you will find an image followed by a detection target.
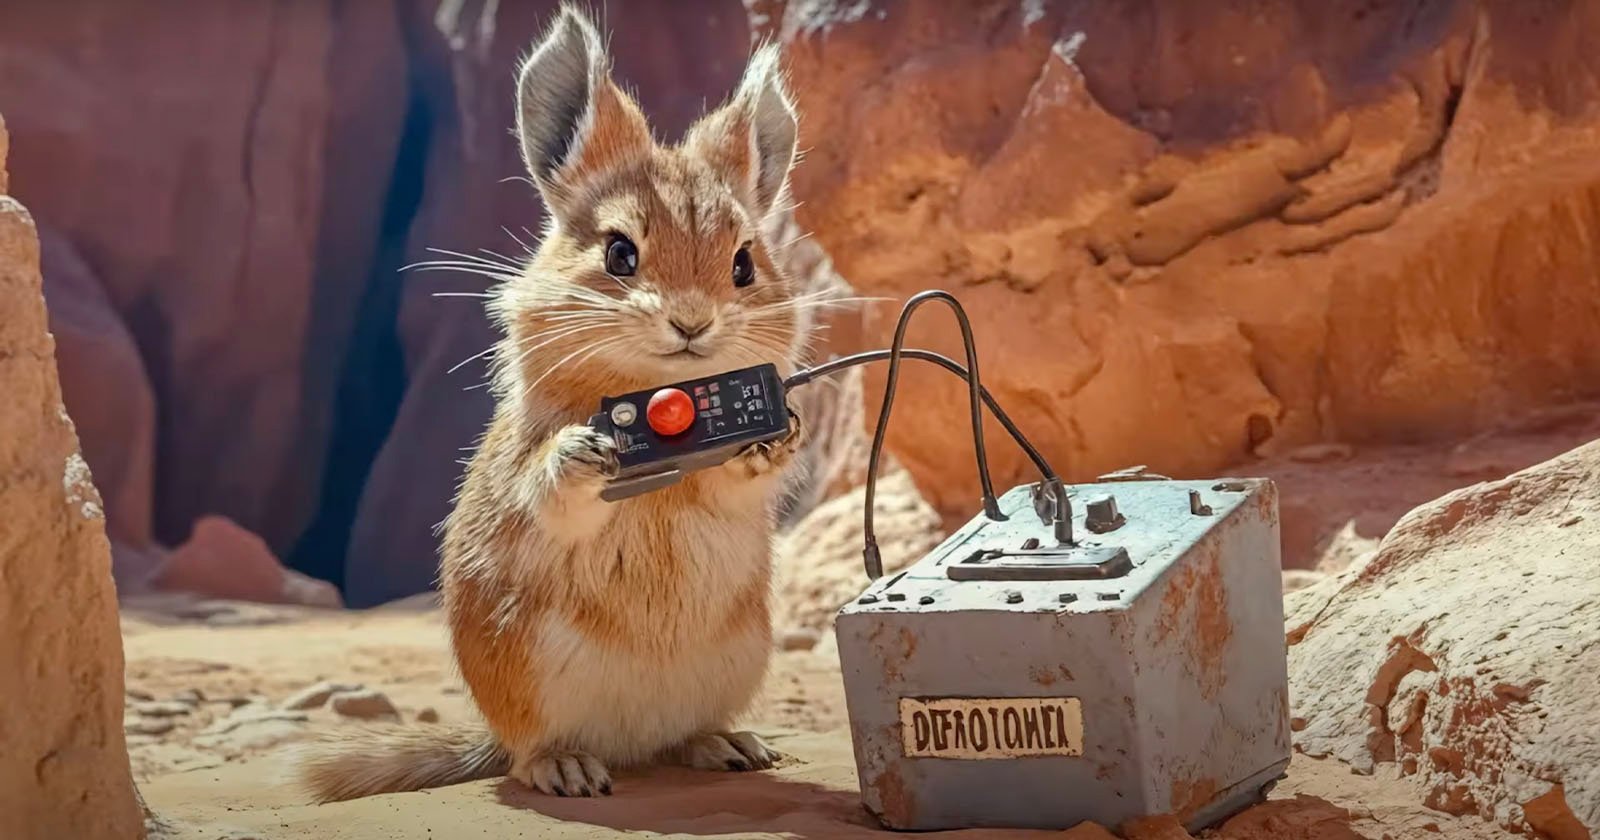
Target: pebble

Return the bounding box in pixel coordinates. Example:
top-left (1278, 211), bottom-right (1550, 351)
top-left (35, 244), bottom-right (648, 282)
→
top-left (330, 689), bottom-right (400, 720)
top-left (172, 688), bottom-right (206, 705)
top-left (130, 700), bottom-right (195, 718)
top-left (777, 628), bottom-right (820, 652)
top-left (202, 707), bottom-right (309, 736)
top-left (280, 680), bottom-right (364, 711)
top-left (125, 717), bottom-right (176, 736)
top-left (416, 707), bottom-right (440, 724)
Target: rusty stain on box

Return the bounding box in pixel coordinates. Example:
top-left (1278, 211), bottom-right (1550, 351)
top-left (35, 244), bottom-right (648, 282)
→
top-left (835, 478), bottom-right (1290, 832)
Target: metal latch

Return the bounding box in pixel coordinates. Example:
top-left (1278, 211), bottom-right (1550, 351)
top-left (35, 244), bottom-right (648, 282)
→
top-left (946, 542), bottom-right (1133, 582)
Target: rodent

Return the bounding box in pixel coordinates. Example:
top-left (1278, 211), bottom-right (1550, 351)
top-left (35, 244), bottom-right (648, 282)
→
top-left (291, 3), bottom-right (808, 801)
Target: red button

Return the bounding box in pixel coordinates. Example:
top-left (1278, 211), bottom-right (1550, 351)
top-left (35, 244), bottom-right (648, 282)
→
top-left (647, 388), bottom-right (695, 436)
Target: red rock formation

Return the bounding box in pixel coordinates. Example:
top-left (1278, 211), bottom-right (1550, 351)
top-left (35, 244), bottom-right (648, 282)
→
top-left (0, 1), bottom-right (409, 557)
top-left (754, 0), bottom-right (1600, 523)
top-left (0, 1), bottom-right (766, 605)
top-left (1287, 439), bottom-right (1600, 835)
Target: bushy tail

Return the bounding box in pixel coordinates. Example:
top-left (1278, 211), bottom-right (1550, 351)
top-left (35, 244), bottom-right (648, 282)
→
top-left (288, 722), bottom-right (509, 803)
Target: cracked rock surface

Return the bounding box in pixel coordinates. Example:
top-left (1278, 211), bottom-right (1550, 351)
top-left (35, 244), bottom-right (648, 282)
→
top-left (1287, 439), bottom-right (1600, 837)
top-left (755, 0), bottom-right (1600, 525)
top-left (0, 112), bottom-right (144, 839)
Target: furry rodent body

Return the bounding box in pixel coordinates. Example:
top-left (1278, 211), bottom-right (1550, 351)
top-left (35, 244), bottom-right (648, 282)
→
top-left (293, 3), bottom-right (810, 802)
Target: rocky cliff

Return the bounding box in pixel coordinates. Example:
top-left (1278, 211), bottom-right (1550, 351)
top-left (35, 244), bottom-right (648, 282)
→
top-left (754, 0), bottom-right (1600, 527)
top-left (0, 1), bottom-right (755, 605)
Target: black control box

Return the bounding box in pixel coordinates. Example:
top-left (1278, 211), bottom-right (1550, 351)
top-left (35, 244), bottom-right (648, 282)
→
top-left (588, 363), bottom-right (791, 501)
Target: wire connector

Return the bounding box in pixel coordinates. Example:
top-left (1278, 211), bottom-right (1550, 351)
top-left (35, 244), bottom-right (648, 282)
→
top-left (863, 541), bottom-right (884, 581)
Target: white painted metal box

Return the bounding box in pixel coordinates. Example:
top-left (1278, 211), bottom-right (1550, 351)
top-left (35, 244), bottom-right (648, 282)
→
top-left (835, 477), bottom-right (1290, 831)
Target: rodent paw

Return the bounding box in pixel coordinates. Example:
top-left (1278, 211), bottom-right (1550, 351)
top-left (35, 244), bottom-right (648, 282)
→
top-left (509, 748), bottom-right (612, 797)
top-left (548, 425), bottom-right (620, 484)
top-left (678, 731), bottom-right (778, 772)
top-left (734, 406), bottom-right (804, 478)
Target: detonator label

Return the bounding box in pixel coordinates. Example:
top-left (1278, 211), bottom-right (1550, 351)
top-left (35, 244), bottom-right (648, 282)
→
top-left (899, 697), bottom-right (1083, 759)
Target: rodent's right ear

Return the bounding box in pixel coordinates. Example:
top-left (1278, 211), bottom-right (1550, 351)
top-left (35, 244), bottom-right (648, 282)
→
top-left (515, 5), bottom-right (652, 211)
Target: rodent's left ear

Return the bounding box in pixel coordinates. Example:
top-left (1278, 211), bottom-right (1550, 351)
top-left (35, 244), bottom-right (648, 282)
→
top-left (686, 43), bottom-right (799, 218)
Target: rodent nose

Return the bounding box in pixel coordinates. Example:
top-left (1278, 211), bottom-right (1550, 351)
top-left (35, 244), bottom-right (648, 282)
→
top-left (670, 318), bottom-right (712, 340)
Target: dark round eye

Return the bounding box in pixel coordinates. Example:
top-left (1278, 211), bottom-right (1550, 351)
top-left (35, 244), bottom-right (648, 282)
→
top-left (732, 246), bottom-right (755, 288)
top-left (605, 234), bottom-right (638, 277)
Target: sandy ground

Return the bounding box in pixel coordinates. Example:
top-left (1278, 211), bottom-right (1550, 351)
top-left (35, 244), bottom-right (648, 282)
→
top-left (126, 405), bottom-right (1600, 838)
top-left (126, 597), bottom-right (1511, 840)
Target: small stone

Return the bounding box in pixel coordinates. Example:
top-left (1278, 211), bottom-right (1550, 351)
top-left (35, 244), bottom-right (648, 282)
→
top-left (202, 707), bottom-right (309, 736)
top-left (125, 687), bottom-right (155, 702)
top-left (777, 628), bottom-right (820, 652)
top-left (280, 680), bottom-right (363, 711)
top-left (125, 716), bottom-right (175, 736)
top-left (416, 707), bottom-right (440, 724)
top-left (330, 689), bottom-right (399, 720)
top-left (194, 718), bottom-right (306, 753)
top-left (171, 688), bottom-right (206, 705)
top-left (131, 700), bottom-right (195, 718)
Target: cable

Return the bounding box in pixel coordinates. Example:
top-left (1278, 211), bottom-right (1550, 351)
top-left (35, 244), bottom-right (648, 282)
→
top-left (784, 349), bottom-right (1056, 482)
top-left (781, 291), bottom-right (1074, 579)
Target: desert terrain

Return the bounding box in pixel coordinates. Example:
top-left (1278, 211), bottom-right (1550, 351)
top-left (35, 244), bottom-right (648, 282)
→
top-left (4, 2), bottom-right (1600, 838)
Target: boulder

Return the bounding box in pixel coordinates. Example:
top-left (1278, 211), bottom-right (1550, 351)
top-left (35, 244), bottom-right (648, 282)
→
top-left (0, 111), bottom-right (144, 838)
top-left (1286, 439), bottom-right (1600, 836)
top-left (754, 0), bottom-right (1600, 524)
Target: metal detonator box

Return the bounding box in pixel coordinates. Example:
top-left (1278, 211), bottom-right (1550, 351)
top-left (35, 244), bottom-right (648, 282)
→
top-left (835, 476), bottom-right (1290, 832)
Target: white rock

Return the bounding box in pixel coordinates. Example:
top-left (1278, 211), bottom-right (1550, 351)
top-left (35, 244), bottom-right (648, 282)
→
top-left (1287, 440), bottom-right (1600, 836)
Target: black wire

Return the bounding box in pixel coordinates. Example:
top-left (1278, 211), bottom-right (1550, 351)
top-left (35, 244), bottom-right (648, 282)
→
top-left (865, 292), bottom-right (1002, 578)
top-left (784, 349), bottom-right (1057, 483)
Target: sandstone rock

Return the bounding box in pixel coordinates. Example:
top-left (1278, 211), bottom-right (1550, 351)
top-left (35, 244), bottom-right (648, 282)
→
top-left (281, 680), bottom-right (363, 712)
top-left (0, 111), bottom-right (144, 837)
top-left (330, 689), bottom-right (399, 721)
top-left (756, 0), bottom-right (1600, 524)
top-left (151, 516), bottom-right (341, 608)
top-left (36, 224), bottom-right (161, 588)
top-left (1286, 439), bottom-right (1600, 835)
top-left (0, 0), bottom-right (408, 562)
top-left (415, 707), bottom-right (440, 724)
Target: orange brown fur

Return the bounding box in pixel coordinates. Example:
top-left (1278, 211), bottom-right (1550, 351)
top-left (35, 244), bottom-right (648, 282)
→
top-left (292, 3), bottom-right (809, 802)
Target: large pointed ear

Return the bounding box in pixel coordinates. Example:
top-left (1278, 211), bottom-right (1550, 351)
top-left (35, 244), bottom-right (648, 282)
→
top-left (685, 43), bottom-right (799, 218)
top-left (515, 5), bottom-right (652, 211)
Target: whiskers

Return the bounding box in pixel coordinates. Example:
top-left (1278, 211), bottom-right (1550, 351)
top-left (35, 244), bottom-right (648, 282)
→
top-left (405, 243), bottom-right (630, 391)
